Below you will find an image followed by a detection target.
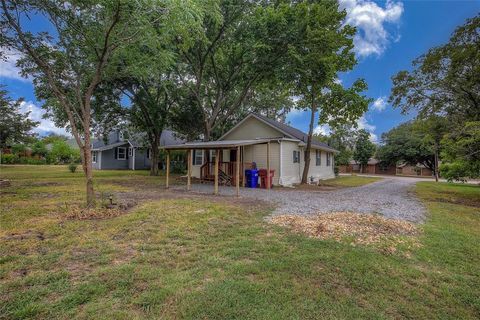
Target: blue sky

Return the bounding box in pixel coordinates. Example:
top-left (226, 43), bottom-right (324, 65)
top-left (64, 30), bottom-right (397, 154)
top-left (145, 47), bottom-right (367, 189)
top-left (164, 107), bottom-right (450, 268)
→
top-left (1, 0), bottom-right (479, 140)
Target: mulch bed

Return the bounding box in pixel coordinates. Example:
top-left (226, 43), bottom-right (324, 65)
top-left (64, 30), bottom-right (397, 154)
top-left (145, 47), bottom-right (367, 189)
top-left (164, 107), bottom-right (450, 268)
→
top-left (270, 212), bottom-right (421, 252)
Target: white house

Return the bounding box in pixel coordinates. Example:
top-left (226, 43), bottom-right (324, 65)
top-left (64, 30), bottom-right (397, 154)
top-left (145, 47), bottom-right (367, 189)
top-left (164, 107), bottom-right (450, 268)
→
top-left (165, 113), bottom-right (337, 187)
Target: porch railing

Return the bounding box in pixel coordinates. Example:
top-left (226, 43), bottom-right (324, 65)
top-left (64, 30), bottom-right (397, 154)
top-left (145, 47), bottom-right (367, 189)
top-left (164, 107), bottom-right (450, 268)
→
top-left (200, 161), bottom-right (253, 185)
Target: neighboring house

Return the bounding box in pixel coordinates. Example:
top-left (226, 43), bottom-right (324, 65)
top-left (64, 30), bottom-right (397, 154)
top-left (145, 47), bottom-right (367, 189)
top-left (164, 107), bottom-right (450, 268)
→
top-left (339, 158), bottom-right (396, 175)
top-left (396, 163), bottom-right (434, 177)
top-left (91, 129), bottom-right (184, 170)
top-left (167, 113), bottom-right (337, 186)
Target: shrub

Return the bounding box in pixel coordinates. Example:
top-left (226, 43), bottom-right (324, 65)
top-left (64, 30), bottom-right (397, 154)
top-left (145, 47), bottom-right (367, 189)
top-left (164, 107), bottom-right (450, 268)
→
top-left (334, 166), bottom-right (339, 177)
top-left (1, 154), bottom-right (18, 164)
top-left (440, 161), bottom-right (479, 182)
top-left (68, 163), bottom-right (78, 173)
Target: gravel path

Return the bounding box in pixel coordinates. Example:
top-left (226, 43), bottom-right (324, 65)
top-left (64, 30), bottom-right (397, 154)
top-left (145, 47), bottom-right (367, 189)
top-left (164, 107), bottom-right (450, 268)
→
top-left (173, 177), bottom-right (426, 223)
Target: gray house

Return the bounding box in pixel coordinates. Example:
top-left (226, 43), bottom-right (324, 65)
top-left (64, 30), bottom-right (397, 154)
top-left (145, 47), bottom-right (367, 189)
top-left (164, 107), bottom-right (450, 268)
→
top-left (91, 129), bottom-right (184, 170)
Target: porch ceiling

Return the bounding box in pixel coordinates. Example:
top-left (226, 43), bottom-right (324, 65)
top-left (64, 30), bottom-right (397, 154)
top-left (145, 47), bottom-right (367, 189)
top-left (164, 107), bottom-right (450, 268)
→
top-left (162, 138), bottom-right (274, 150)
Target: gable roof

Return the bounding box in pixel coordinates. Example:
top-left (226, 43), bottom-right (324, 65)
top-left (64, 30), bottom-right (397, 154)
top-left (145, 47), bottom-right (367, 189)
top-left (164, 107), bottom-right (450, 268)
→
top-left (220, 113), bottom-right (337, 152)
top-left (92, 129), bottom-right (185, 150)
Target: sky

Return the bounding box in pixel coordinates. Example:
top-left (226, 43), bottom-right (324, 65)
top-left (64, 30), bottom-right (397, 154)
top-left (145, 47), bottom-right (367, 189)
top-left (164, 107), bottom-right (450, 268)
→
top-left (1, 0), bottom-right (479, 141)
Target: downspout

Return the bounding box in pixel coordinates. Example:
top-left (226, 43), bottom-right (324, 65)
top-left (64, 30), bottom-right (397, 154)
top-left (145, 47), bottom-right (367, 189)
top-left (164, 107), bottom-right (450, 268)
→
top-left (278, 139), bottom-right (283, 185)
top-left (98, 151), bottom-right (102, 170)
top-left (132, 148), bottom-right (135, 171)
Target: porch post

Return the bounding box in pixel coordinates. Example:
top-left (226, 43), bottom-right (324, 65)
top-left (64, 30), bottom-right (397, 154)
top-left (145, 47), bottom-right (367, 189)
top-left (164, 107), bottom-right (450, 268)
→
top-left (187, 149), bottom-right (192, 191)
top-left (236, 146), bottom-right (240, 197)
top-left (166, 150), bottom-right (170, 189)
top-left (267, 142), bottom-right (270, 189)
top-left (242, 146), bottom-right (246, 187)
top-left (214, 149), bottom-right (220, 195)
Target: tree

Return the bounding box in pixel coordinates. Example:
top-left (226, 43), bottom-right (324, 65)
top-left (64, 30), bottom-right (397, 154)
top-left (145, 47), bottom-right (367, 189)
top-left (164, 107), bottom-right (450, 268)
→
top-left (413, 116), bottom-right (449, 181)
top-left (285, 1), bottom-right (369, 184)
top-left (48, 140), bottom-right (80, 164)
top-left (1, 0), bottom-right (142, 206)
top-left (0, 86), bottom-right (38, 150)
top-left (441, 121), bottom-right (480, 181)
top-left (174, 1), bottom-right (294, 142)
top-left (353, 129), bottom-right (376, 173)
top-left (389, 15), bottom-right (479, 180)
top-left (315, 125), bottom-right (357, 166)
top-left (376, 121), bottom-right (435, 172)
top-left (389, 14), bottom-right (479, 125)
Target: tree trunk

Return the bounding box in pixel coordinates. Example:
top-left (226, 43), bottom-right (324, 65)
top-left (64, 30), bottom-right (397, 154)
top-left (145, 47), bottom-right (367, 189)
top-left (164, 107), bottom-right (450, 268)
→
top-left (434, 143), bottom-right (439, 182)
top-left (82, 131), bottom-right (95, 207)
top-left (301, 102), bottom-right (317, 184)
top-left (150, 133), bottom-right (161, 176)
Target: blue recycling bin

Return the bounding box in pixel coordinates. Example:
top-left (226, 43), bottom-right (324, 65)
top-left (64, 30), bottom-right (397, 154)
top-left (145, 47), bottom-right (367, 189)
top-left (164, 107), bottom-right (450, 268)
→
top-left (244, 169), bottom-right (259, 188)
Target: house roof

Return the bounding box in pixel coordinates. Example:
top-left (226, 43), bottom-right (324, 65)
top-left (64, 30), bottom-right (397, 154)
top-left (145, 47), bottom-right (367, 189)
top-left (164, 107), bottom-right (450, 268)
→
top-left (91, 129), bottom-right (184, 151)
top-left (220, 113), bottom-right (338, 153)
top-left (163, 138), bottom-right (273, 150)
top-left (349, 158), bottom-right (380, 165)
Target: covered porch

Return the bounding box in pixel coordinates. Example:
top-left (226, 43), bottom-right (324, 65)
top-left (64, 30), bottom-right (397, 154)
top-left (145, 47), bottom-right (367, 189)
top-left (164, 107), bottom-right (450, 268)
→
top-left (163, 139), bottom-right (274, 196)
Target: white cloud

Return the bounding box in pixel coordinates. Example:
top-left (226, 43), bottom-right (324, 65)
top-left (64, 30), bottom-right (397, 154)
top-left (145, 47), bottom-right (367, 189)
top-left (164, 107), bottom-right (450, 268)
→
top-left (19, 101), bottom-right (69, 136)
top-left (340, 0), bottom-right (404, 57)
top-left (313, 124), bottom-right (331, 136)
top-left (356, 115), bottom-right (378, 142)
top-left (371, 96), bottom-right (387, 111)
top-left (0, 48), bottom-right (29, 81)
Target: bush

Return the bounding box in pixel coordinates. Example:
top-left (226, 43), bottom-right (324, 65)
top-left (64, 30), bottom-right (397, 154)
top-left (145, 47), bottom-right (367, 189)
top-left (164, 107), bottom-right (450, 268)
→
top-left (441, 161), bottom-right (480, 182)
top-left (171, 161), bottom-right (186, 174)
top-left (1, 154), bottom-right (18, 164)
top-left (334, 166), bottom-right (339, 177)
top-left (68, 163), bottom-right (78, 173)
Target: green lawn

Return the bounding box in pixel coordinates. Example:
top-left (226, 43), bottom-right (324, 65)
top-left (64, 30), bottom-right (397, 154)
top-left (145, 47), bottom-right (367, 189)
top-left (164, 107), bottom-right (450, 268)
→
top-left (1, 166), bottom-right (479, 319)
top-left (318, 175), bottom-right (382, 187)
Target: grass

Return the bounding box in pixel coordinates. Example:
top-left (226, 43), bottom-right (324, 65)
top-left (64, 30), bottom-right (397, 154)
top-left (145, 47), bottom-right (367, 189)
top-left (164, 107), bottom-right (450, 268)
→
top-left (318, 175), bottom-right (382, 188)
top-left (1, 165), bottom-right (479, 319)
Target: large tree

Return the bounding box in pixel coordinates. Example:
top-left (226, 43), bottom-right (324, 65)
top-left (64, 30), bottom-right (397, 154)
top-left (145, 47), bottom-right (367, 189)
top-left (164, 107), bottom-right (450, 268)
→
top-left (1, 0), bottom-right (146, 206)
top-left (377, 121), bottom-right (435, 172)
top-left (353, 129), bottom-right (376, 173)
top-left (174, 1), bottom-right (293, 142)
top-left (0, 86), bottom-right (38, 150)
top-left (389, 14), bottom-right (479, 124)
top-left (286, 1), bottom-right (370, 184)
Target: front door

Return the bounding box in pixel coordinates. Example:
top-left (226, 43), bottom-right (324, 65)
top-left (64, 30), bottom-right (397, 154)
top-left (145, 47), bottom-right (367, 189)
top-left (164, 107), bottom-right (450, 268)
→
top-left (230, 149), bottom-right (237, 162)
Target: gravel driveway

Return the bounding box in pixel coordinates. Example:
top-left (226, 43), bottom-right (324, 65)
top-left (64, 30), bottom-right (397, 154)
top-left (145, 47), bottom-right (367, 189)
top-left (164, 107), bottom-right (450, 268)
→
top-left (174, 177), bottom-right (426, 223)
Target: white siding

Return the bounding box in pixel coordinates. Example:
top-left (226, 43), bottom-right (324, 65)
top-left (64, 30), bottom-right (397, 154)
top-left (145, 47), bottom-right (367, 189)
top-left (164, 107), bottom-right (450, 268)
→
top-left (222, 116), bottom-right (283, 140)
top-left (300, 148), bottom-right (335, 182)
top-left (280, 140), bottom-right (302, 185)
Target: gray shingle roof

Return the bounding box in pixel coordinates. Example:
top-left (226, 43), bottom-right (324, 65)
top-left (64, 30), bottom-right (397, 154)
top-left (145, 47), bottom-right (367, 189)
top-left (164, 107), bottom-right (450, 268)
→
top-left (251, 113), bottom-right (337, 152)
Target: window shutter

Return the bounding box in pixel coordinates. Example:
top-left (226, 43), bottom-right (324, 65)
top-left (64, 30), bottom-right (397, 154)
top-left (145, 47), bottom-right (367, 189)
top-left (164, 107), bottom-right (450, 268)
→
top-left (293, 151), bottom-right (295, 163)
top-left (114, 147), bottom-right (118, 159)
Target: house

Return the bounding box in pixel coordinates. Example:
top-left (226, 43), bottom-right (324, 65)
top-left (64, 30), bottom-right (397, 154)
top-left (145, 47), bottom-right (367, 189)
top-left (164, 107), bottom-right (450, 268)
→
top-left (339, 158), bottom-right (396, 175)
top-left (164, 113), bottom-right (337, 187)
top-left (396, 163), bottom-right (434, 177)
top-left (91, 129), bottom-right (184, 170)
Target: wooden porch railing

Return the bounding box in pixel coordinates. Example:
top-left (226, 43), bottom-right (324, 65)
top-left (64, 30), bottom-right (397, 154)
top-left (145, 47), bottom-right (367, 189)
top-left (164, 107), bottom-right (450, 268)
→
top-left (201, 162), bottom-right (253, 185)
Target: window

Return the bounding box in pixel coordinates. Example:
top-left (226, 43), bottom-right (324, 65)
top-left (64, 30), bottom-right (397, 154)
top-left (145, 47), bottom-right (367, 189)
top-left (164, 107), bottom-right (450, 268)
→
top-left (210, 150), bottom-right (216, 162)
top-left (193, 150), bottom-right (204, 165)
top-left (326, 152), bottom-right (331, 166)
top-left (293, 150), bottom-right (300, 163)
top-left (119, 131), bottom-right (124, 141)
top-left (117, 147), bottom-right (127, 160)
top-left (146, 148), bottom-right (150, 159)
top-left (92, 151), bottom-right (97, 163)
top-left (128, 147), bottom-right (133, 157)
top-left (316, 150), bottom-right (321, 166)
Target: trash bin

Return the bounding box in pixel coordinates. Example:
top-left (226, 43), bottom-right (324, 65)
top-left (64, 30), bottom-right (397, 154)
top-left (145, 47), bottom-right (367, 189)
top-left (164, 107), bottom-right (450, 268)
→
top-left (244, 169), bottom-right (258, 188)
top-left (259, 169), bottom-right (275, 188)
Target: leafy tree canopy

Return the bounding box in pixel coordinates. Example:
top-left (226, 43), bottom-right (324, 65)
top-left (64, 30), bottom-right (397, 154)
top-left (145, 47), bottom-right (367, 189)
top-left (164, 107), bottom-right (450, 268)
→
top-left (353, 129), bottom-right (376, 169)
top-left (0, 86), bottom-right (38, 148)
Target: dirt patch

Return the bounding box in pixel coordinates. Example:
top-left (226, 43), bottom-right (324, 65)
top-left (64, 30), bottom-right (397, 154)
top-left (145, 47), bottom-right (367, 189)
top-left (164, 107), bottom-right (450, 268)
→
top-left (270, 212), bottom-right (420, 252)
top-left (3, 230), bottom-right (45, 241)
top-left (434, 197), bottom-right (480, 208)
top-left (57, 205), bottom-right (129, 220)
top-left (31, 181), bottom-right (63, 187)
top-left (285, 184), bottom-right (338, 192)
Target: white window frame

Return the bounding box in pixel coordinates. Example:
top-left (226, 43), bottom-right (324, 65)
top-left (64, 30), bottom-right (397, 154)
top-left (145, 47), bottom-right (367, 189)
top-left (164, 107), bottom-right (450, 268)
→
top-left (293, 150), bottom-right (300, 163)
top-left (193, 150), bottom-right (204, 166)
top-left (128, 147), bottom-right (133, 157)
top-left (117, 147), bottom-right (127, 160)
top-left (119, 131), bottom-right (124, 140)
top-left (92, 151), bottom-right (97, 163)
top-left (316, 150), bottom-right (321, 166)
